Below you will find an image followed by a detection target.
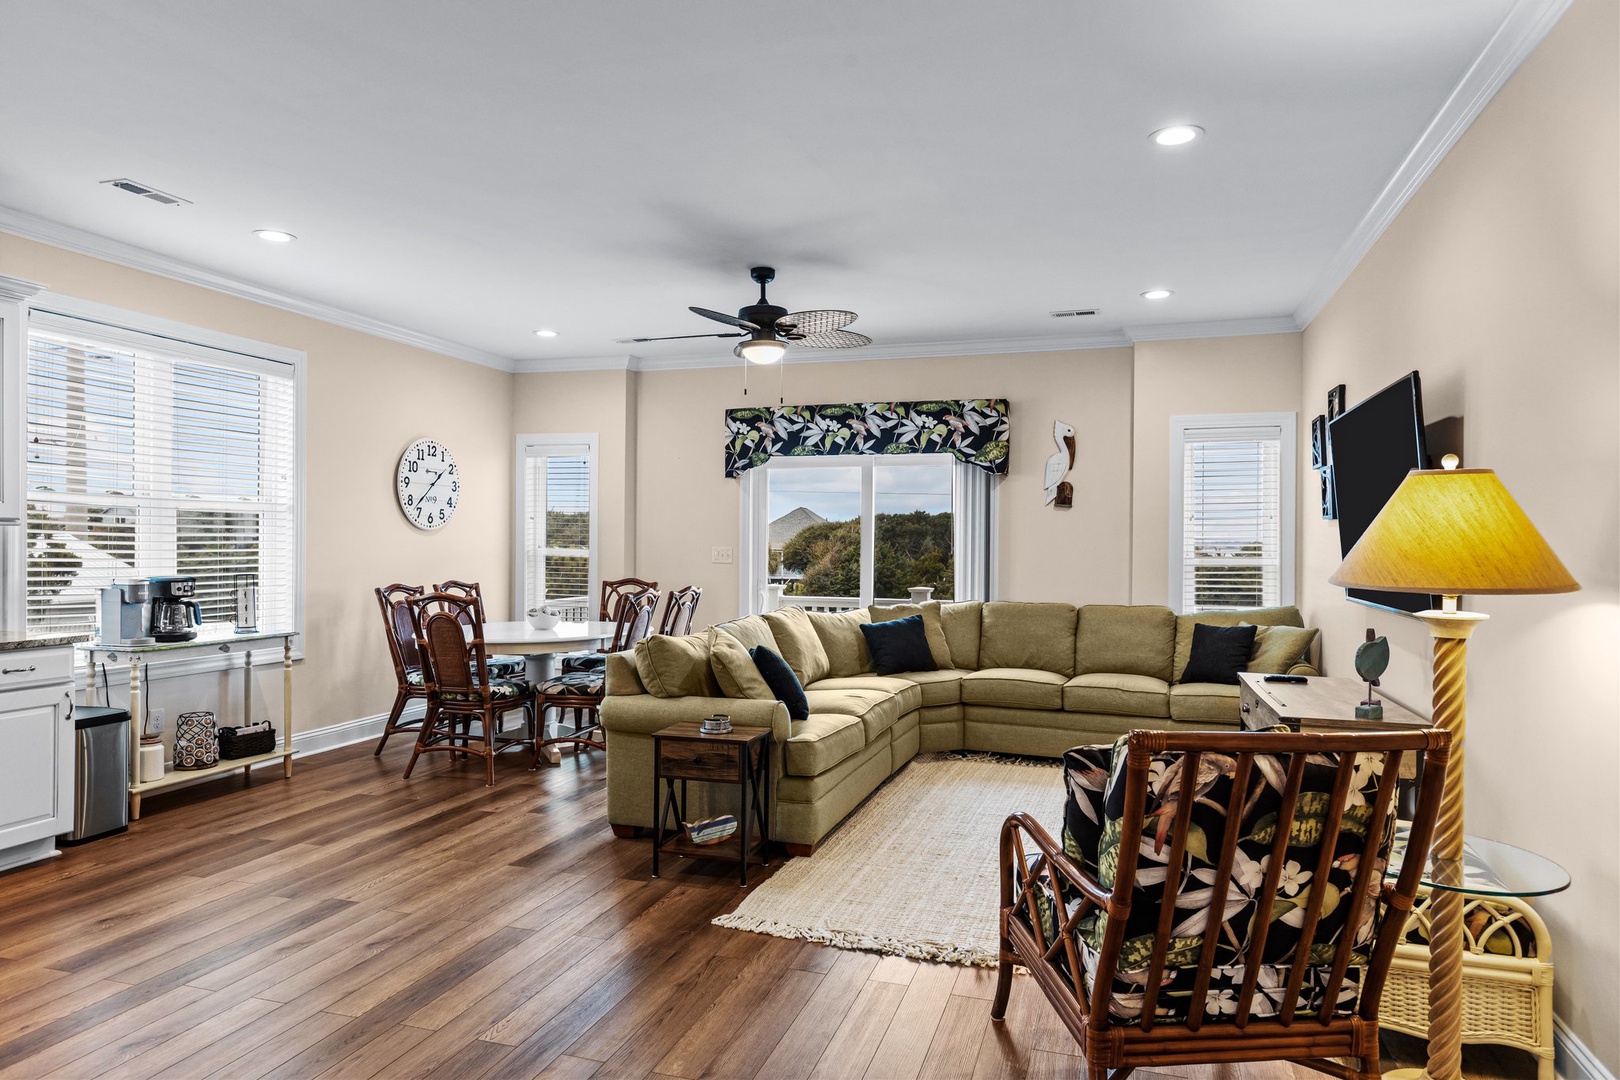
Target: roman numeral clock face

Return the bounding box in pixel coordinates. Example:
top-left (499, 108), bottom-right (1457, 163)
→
top-left (396, 438), bottom-right (460, 530)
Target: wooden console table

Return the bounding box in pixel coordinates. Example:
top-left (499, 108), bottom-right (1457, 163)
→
top-left (77, 628), bottom-right (296, 820)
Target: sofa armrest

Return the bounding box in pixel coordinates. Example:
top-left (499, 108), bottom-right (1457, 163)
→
top-left (605, 652), bottom-right (646, 696)
top-left (600, 694), bottom-right (790, 745)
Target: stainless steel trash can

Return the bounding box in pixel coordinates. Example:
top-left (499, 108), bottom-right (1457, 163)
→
top-left (68, 706), bottom-right (130, 843)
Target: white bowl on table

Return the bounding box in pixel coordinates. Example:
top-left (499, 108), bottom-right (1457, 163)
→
top-left (526, 609), bottom-right (562, 631)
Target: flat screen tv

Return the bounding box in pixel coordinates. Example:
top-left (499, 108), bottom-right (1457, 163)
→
top-left (1329, 371), bottom-right (1440, 615)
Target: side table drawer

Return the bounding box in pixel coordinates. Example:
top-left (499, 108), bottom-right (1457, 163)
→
top-left (658, 740), bottom-right (740, 782)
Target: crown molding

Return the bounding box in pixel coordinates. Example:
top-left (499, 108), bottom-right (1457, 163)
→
top-left (509, 353), bottom-right (635, 375)
top-left (1291, 0), bottom-right (1572, 330)
top-left (1124, 315), bottom-right (1301, 342)
top-left (0, 206), bottom-right (514, 372)
top-left (0, 274), bottom-right (48, 303)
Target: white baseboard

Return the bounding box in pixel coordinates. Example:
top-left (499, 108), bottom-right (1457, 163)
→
top-left (1557, 1016), bottom-right (1616, 1080)
top-left (289, 708), bottom-right (416, 757)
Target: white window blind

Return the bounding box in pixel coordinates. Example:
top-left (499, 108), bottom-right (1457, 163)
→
top-left (25, 323), bottom-right (298, 635)
top-left (519, 438), bottom-right (596, 617)
top-left (1171, 415), bottom-right (1295, 614)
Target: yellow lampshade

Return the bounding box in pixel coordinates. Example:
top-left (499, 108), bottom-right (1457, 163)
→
top-left (1330, 468), bottom-right (1579, 596)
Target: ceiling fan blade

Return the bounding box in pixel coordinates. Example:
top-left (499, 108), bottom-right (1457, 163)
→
top-left (690, 306), bottom-right (761, 332)
top-left (615, 332), bottom-right (746, 344)
top-left (794, 329), bottom-right (872, 349)
top-left (778, 309), bottom-right (857, 336)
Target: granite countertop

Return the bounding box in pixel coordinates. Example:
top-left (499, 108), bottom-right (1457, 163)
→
top-left (0, 630), bottom-right (92, 651)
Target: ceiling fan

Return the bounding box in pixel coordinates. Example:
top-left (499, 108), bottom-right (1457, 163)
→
top-left (618, 266), bottom-right (872, 363)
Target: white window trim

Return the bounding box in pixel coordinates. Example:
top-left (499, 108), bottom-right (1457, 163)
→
top-left (1168, 411), bottom-right (1297, 614)
top-left (14, 292), bottom-right (308, 676)
top-left (737, 454), bottom-right (995, 616)
top-left (512, 433), bottom-right (599, 619)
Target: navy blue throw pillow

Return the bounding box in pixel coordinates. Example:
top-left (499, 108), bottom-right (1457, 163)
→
top-left (751, 646), bottom-right (809, 720)
top-left (860, 614), bottom-right (938, 676)
top-left (1179, 622), bottom-right (1258, 685)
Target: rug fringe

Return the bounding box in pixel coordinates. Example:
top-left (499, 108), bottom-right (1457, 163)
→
top-left (710, 912), bottom-right (1001, 967)
top-left (932, 750), bottom-right (1062, 769)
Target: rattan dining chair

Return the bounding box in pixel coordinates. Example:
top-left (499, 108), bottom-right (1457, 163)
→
top-left (996, 727), bottom-right (1452, 1080)
top-left (374, 583), bottom-right (429, 756)
top-left (658, 585), bottom-right (703, 637)
top-left (535, 588), bottom-right (659, 760)
top-left (432, 579), bottom-right (527, 679)
top-left (559, 576), bottom-right (660, 675)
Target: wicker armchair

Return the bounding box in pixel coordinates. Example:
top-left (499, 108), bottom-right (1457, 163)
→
top-left (995, 727), bottom-right (1451, 1080)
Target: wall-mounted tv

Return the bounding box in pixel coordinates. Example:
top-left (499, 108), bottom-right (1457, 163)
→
top-left (1329, 371), bottom-right (1440, 615)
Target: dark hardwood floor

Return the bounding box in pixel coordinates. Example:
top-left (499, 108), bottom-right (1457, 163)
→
top-left (0, 740), bottom-right (1541, 1079)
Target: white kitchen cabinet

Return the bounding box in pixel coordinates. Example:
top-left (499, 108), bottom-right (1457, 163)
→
top-left (0, 275), bottom-right (46, 525)
top-left (0, 646), bottom-right (77, 873)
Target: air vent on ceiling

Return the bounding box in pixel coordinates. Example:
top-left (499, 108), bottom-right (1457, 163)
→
top-left (101, 178), bottom-right (192, 206)
top-left (1049, 309), bottom-right (1098, 319)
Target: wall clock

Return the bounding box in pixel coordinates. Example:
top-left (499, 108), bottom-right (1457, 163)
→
top-left (396, 438), bottom-right (460, 530)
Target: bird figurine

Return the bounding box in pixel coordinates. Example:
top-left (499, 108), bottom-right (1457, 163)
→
top-left (1354, 628), bottom-right (1389, 719)
top-left (1044, 420), bottom-right (1076, 507)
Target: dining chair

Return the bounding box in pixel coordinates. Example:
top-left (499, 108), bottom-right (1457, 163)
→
top-left (658, 585), bottom-right (703, 637)
top-left (535, 588), bottom-right (659, 760)
top-left (374, 583), bottom-right (429, 756)
top-left (404, 591), bottom-right (536, 787)
top-left (559, 576), bottom-right (660, 674)
top-left (432, 579), bottom-right (528, 679)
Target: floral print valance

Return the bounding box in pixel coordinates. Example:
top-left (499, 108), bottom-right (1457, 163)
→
top-left (724, 399), bottom-right (1010, 478)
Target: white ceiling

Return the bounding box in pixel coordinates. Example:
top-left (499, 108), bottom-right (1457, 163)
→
top-left (0, 0), bottom-right (1550, 371)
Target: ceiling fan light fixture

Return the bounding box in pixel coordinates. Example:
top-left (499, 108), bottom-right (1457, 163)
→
top-left (735, 338), bottom-right (787, 365)
top-left (253, 229), bottom-right (297, 243)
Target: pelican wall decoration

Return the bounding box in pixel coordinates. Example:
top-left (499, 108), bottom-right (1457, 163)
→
top-left (1044, 420), bottom-right (1076, 508)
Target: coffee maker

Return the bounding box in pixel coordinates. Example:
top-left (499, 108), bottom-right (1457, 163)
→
top-left (97, 579), bottom-right (155, 646)
top-left (147, 576), bottom-right (204, 642)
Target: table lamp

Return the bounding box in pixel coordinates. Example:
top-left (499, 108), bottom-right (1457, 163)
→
top-left (1329, 459), bottom-right (1578, 1080)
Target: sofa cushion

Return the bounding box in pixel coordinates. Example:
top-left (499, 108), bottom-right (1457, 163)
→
top-left (961, 668), bottom-right (1068, 710)
top-left (764, 606), bottom-right (832, 685)
top-left (809, 608), bottom-right (872, 678)
top-left (1172, 606), bottom-right (1303, 683)
top-left (892, 668), bottom-right (968, 706)
top-left (1179, 623), bottom-right (1257, 685)
top-left (783, 714), bottom-right (867, 777)
top-left (939, 601), bottom-right (982, 670)
top-left (806, 677), bottom-right (923, 717)
top-left (860, 615), bottom-right (937, 676)
top-left (1076, 605), bottom-right (1175, 681)
top-left (1248, 625), bottom-right (1320, 675)
top-left (1063, 673), bottom-right (1170, 718)
top-left (752, 646), bottom-right (809, 721)
top-left (979, 603), bottom-right (1078, 677)
top-left (633, 633), bottom-right (720, 698)
top-left (1168, 682), bottom-right (1242, 724)
top-left (802, 687), bottom-right (901, 743)
top-left (708, 627), bottom-right (774, 700)
top-left (868, 602), bottom-right (954, 669)
top-left (718, 614), bottom-right (779, 654)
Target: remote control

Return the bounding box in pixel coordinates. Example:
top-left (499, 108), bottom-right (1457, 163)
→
top-left (1262, 674), bottom-right (1308, 684)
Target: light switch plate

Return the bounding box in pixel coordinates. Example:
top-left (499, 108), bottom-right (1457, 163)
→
top-left (711, 546), bottom-right (734, 564)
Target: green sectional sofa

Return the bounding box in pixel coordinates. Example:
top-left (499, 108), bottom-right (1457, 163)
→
top-left (600, 601), bottom-right (1318, 854)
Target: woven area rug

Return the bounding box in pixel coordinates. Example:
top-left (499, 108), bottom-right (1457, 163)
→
top-left (713, 752), bottom-right (1062, 967)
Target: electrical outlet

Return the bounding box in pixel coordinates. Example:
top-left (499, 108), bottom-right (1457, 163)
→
top-left (149, 707), bottom-right (166, 735)
top-left (711, 546), bottom-right (734, 564)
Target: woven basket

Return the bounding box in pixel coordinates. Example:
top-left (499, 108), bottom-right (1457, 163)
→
top-left (218, 724), bottom-right (276, 759)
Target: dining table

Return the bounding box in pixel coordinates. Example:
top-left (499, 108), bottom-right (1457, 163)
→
top-left (476, 620), bottom-right (617, 763)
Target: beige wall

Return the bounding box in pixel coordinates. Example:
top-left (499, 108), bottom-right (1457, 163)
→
top-left (1299, 0), bottom-right (1619, 1062)
top-left (0, 232), bottom-right (516, 734)
top-left (1130, 334), bottom-right (1304, 607)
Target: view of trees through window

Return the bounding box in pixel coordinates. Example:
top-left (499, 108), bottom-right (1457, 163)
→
top-left (766, 458), bottom-right (954, 602)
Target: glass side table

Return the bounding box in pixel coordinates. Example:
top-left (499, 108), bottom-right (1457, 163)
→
top-left (1387, 822), bottom-right (1571, 898)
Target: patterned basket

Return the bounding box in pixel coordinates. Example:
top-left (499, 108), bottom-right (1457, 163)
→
top-left (219, 724), bottom-right (276, 759)
top-left (173, 711), bottom-right (220, 770)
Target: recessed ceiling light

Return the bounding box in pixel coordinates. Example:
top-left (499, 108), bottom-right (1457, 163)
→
top-left (253, 229), bottom-right (296, 243)
top-left (1150, 125), bottom-right (1203, 147)
top-left (533, 329), bottom-right (558, 338)
top-left (1141, 289), bottom-right (1174, 300)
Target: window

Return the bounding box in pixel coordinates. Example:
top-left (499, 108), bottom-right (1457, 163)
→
top-left (516, 434), bottom-right (597, 620)
top-left (1169, 413), bottom-right (1296, 613)
top-left (24, 314), bottom-right (300, 635)
top-left (740, 454), bottom-right (996, 613)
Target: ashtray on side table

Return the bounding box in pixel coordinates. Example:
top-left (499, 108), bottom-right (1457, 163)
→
top-left (652, 721), bottom-right (770, 887)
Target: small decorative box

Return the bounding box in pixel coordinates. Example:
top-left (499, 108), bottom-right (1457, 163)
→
top-left (685, 814), bottom-right (739, 845)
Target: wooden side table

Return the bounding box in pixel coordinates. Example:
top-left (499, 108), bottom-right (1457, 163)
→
top-left (652, 722), bottom-right (771, 887)
top-left (1238, 672), bottom-right (1426, 780)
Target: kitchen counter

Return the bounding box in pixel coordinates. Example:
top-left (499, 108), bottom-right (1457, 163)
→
top-left (0, 631), bottom-right (91, 652)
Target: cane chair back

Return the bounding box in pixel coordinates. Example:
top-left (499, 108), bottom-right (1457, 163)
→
top-left (536, 588), bottom-right (660, 759)
top-left (374, 583), bottom-right (427, 755)
top-left (433, 579), bottom-right (487, 625)
top-left (659, 585), bottom-right (703, 637)
top-left (995, 727), bottom-right (1452, 1080)
top-left (600, 576), bottom-right (658, 621)
top-left (610, 588), bottom-right (660, 652)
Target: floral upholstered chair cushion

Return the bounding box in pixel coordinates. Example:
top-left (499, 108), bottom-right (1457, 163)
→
top-left (1017, 733), bottom-right (1397, 1025)
top-left (436, 676), bottom-right (530, 703)
top-left (406, 656), bottom-right (526, 687)
top-left (537, 669), bottom-right (605, 697)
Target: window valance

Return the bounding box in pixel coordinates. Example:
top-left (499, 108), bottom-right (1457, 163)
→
top-left (724, 399), bottom-right (1010, 478)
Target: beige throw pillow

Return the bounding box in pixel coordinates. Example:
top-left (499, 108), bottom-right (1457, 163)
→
top-left (633, 633), bottom-right (721, 698)
top-left (707, 627), bottom-right (774, 699)
top-left (762, 606), bottom-right (831, 684)
top-left (1248, 625), bottom-right (1320, 674)
top-left (868, 601), bottom-right (954, 669)
top-left (809, 608), bottom-right (872, 678)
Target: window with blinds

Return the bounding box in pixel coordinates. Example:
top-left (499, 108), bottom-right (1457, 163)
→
top-left (519, 437), bottom-right (596, 616)
top-left (1171, 415), bottom-right (1295, 614)
top-left (25, 322), bottom-right (298, 635)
